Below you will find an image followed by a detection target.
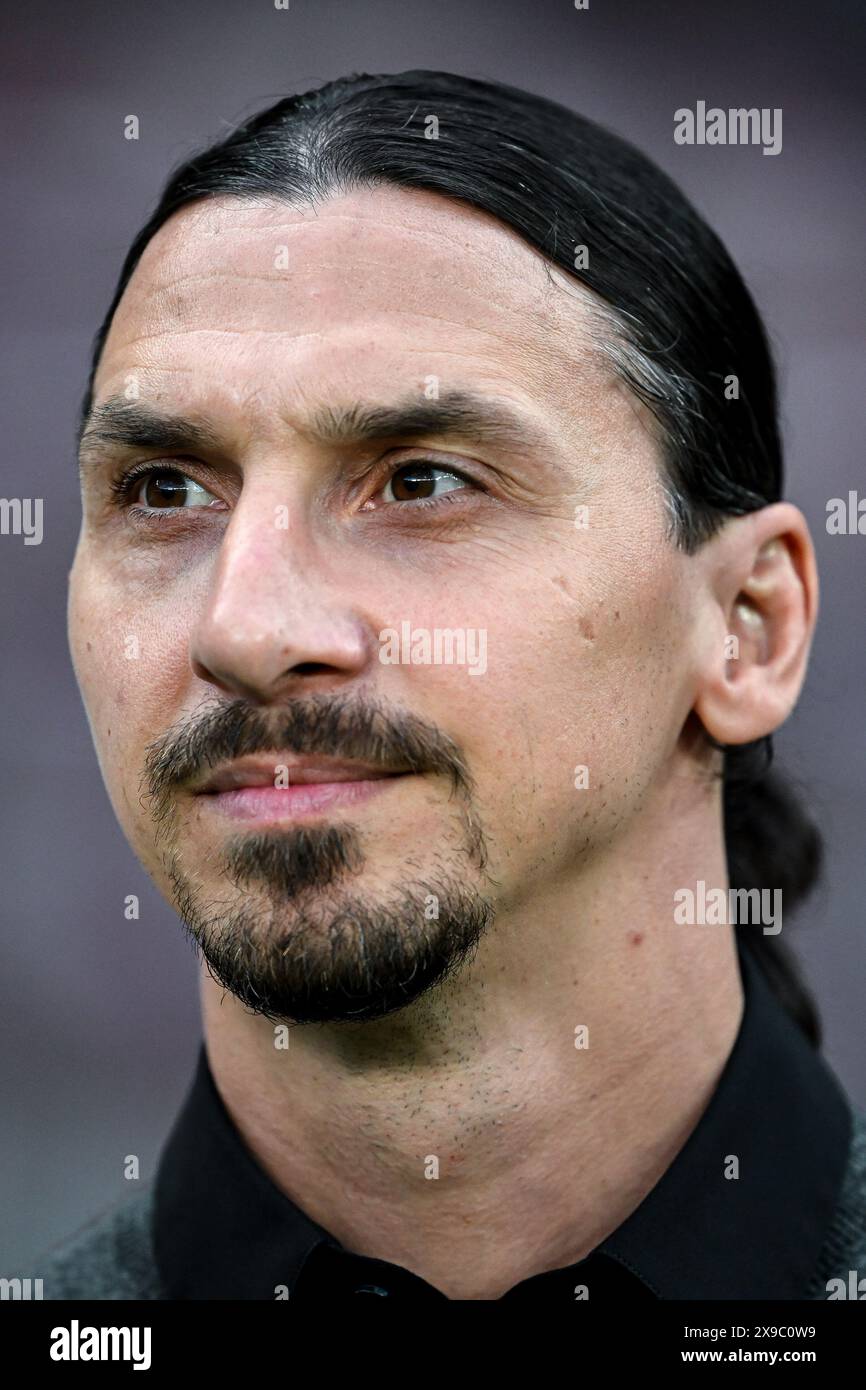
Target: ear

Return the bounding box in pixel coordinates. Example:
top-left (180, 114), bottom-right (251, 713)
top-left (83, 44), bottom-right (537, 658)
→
top-left (692, 503), bottom-right (819, 745)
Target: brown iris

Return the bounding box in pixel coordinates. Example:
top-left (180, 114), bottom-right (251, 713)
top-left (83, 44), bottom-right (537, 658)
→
top-left (389, 464), bottom-right (441, 501)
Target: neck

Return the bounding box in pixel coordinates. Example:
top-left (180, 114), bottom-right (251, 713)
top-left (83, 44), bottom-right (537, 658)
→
top-left (200, 788), bottom-right (743, 1300)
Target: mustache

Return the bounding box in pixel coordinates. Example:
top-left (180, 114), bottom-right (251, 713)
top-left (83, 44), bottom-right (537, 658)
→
top-left (142, 692), bottom-right (473, 812)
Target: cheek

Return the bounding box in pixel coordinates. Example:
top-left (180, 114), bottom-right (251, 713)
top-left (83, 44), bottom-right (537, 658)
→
top-left (448, 555), bottom-right (689, 864)
top-left (68, 559), bottom-right (193, 832)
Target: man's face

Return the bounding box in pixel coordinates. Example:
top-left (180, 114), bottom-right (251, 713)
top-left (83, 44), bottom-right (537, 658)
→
top-left (68, 186), bottom-right (697, 1024)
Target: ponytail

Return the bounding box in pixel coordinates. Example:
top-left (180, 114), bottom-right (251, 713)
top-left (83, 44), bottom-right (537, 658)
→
top-left (722, 736), bottom-right (823, 1046)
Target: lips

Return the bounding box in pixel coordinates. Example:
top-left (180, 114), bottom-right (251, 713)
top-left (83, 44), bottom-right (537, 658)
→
top-left (194, 756), bottom-right (403, 795)
top-left (192, 756), bottom-right (408, 822)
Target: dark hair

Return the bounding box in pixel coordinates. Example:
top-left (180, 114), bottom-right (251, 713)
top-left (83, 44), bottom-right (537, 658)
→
top-left (79, 69), bottom-right (823, 1043)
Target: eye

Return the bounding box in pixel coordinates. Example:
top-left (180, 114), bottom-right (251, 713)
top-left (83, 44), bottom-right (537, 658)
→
top-left (129, 467), bottom-right (221, 510)
top-left (380, 462), bottom-right (474, 504)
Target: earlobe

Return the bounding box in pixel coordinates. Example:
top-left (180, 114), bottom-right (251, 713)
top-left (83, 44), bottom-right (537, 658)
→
top-left (692, 505), bottom-right (818, 747)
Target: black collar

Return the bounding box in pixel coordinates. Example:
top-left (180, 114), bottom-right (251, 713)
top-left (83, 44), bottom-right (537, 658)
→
top-left (153, 943), bottom-right (852, 1300)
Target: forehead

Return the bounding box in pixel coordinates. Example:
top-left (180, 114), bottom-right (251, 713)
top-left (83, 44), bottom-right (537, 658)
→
top-left (93, 185), bottom-right (617, 436)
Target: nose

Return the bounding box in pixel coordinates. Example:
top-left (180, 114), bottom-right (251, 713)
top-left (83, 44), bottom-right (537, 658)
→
top-left (190, 483), bottom-right (373, 704)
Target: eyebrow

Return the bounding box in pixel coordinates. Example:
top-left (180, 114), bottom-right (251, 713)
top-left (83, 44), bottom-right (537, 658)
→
top-left (76, 389), bottom-right (556, 470)
top-left (77, 400), bottom-right (223, 466)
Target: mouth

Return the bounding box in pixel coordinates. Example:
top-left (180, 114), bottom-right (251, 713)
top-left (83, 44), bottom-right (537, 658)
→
top-left (191, 756), bottom-right (410, 823)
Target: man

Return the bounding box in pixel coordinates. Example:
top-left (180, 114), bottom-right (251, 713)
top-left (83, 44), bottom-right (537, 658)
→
top-left (43, 69), bottom-right (864, 1300)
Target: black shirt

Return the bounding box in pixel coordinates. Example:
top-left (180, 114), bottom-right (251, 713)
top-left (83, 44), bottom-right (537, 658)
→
top-left (152, 942), bottom-right (852, 1300)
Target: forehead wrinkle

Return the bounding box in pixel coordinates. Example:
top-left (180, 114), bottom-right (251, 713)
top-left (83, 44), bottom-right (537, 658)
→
top-left (145, 264), bottom-right (539, 323)
top-left (112, 283), bottom-right (541, 339)
top-left (109, 213), bottom-right (598, 397)
top-left (153, 197), bottom-right (552, 264)
top-left (123, 211), bottom-right (558, 336)
top-left (94, 313), bottom-right (526, 380)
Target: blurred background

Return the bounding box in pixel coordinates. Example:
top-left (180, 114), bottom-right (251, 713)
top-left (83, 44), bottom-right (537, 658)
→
top-left (2, 0), bottom-right (864, 1268)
